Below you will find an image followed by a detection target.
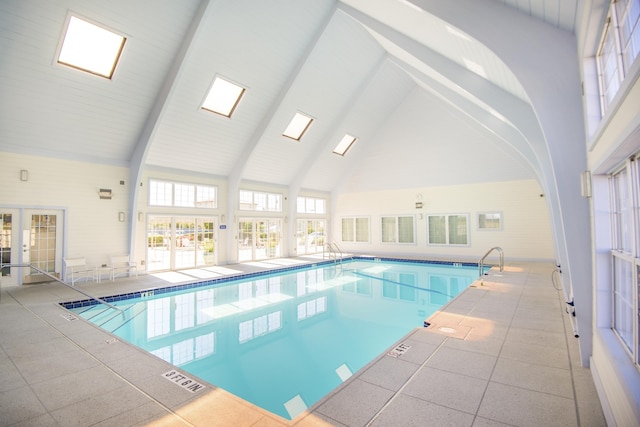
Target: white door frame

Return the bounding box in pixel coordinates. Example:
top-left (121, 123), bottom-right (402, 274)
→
top-left (0, 208), bottom-right (65, 287)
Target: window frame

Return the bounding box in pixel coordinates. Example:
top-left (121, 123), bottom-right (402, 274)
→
top-left (609, 156), bottom-right (640, 367)
top-left (427, 213), bottom-right (470, 246)
top-left (380, 215), bottom-right (416, 244)
top-left (341, 216), bottom-right (370, 243)
top-left (238, 190), bottom-right (283, 212)
top-left (148, 179), bottom-right (217, 209)
top-left (596, 0), bottom-right (640, 116)
top-left (296, 196), bottom-right (327, 214)
top-left (477, 212), bottom-right (503, 231)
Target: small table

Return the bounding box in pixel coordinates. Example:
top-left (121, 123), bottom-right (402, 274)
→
top-left (96, 266), bottom-right (114, 283)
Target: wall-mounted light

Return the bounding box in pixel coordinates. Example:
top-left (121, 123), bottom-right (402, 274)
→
top-left (221, 214), bottom-right (226, 223)
top-left (118, 212), bottom-right (125, 222)
top-left (20, 170), bottom-right (28, 181)
top-left (138, 212), bottom-right (144, 222)
top-left (99, 188), bottom-right (112, 199)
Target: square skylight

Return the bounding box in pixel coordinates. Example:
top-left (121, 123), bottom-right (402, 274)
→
top-left (333, 134), bottom-right (357, 156)
top-left (202, 76), bottom-right (246, 117)
top-left (58, 16), bottom-right (126, 79)
top-left (283, 112), bottom-right (314, 140)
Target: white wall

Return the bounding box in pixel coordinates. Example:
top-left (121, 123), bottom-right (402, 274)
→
top-left (0, 152), bottom-right (131, 270)
top-left (333, 179), bottom-right (554, 261)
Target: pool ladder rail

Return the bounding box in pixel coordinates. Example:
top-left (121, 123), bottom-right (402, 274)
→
top-left (478, 246), bottom-right (504, 277)
top-left (324, 242), bottom-right (344, 265)
top-left (0, 263), bottom-right (122, 312)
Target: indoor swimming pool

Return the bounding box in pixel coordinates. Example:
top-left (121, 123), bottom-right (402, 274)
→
top-left (63, 258), bottom-right (481, 420)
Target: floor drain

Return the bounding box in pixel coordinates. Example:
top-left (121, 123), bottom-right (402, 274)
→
top-left (438, 326), bottom-right (456, 334)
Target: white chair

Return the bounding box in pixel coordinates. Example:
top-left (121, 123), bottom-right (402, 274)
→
top-left (109, 255), bottom-right (137, 280)
top-left (64, 257), bottom-right (97, 285)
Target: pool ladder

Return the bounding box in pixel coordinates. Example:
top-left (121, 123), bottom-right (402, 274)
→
top-left (324, 242), bottom-right (344, 265)
top-left (478, 247), bottom-right (504, 277)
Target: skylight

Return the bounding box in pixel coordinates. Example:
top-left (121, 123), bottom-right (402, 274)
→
top-left (283, 112), bottom-right (314, 140)
top-left (202, 76), bottom-right (246, 117)
top-left (58, 16), bottom-right (126, 79)
top-left (333, 134), bottom-right (357, 156)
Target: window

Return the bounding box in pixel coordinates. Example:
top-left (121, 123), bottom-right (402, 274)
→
top-left (58, 15), bottom-right (126, 79)
top-left (341, 217), bottom-right (369, 242)
top-left (597, 0), bottom-right (640, 115)
top-left (283, 112), bottom-right (314, 140)
top-left (333, 134), bottom-right (358, 156)
top-left (296, 196), bottom-right (326, 214)
top-left (428, 214), bottom-right (469, 246)
top-left (617, 0), bottom-right (640, 73)
top-left (381, 216), bottom-right (415, 244)
top-left (239, 190), bottom-right (282, 212)
top-left (149, 179), bottom-right (217, 208)
top-left (202, 76), bottom-right (245, 117)
top-left (477, 212), bottom-right (503, 230)
top-left (609, 157), bottom-right (640, 367)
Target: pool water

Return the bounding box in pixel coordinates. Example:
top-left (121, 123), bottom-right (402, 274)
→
top-left (67, 259), bottom-right (479, 420)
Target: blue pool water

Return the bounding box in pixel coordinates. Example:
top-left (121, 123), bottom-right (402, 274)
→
top-left (65, 258), bottom-right (480, 420)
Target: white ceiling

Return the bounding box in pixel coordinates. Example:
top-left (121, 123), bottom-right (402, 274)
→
top-left (0, 0), bottom-right (581, 194)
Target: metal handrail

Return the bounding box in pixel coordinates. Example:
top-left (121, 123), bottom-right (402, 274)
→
top-left (324, 243), bottom-right (337, 263)
top-left (330, 242), bottom-right (343, 263)
top-left (0, 263), bottom-right (122, 312)
top-left (478, 247), bottom-right (504, 277)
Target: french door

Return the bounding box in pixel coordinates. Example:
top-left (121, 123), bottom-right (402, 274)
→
top-left (146, 215), bottom-right (216, 272)
top-left (296, 219), bottom-right (326, 255)
top-left (0, 209), bottom-right (63, 286)
top-left (238, 218), bottom-right (282, 262)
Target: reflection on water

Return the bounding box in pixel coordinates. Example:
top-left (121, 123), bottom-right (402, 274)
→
top-left (72, 260), bottom-right (477, 420)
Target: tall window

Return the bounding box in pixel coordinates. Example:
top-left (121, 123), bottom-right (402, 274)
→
top-left (610, 159), bottom-right (639, 366)
top-left (428, 214), bottom-right (469, 246)
top-left (341, 217), bottom-right (369, 243)
top-left (597, 0), bottom-right (640, 115)
top-left (149, 179), bottom-right (217, 208)
top-left (239, 190), bottom-right (282, 212)
top-left (381, 216), bottom-right (415, 244)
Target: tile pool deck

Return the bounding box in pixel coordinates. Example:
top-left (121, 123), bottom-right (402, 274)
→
top-left (0, 258), bottom-right (606, 426)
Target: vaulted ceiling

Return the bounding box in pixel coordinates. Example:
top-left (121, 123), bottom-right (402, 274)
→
top-left (0, 0), bottom-right (581, 194)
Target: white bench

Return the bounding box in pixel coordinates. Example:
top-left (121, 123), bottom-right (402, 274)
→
top-left (109, 255), bottom-right (137, 280)
top-left (64, 257), bottom-right (97, 285)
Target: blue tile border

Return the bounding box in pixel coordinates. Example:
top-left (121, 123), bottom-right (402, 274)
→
top-left (59, 256), bottom-right (480, 310)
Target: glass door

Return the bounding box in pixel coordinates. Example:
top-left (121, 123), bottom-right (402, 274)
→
top-left (147, 216), bottom-right (171, 272)
top-left (147, 216), bottom-right (216, 272)
top-left (296, 219), bottom-right (326, 255)
top-left (0, 210), bottom-right (19, 286)
top-left (23, 209), bottom-right (63, 284)
top-left (238, 218), bottom-right (282, 261)
top-left (238, 220), bottom-right (254, 262)
top-left (0, 209), bottom-right (63, 286)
